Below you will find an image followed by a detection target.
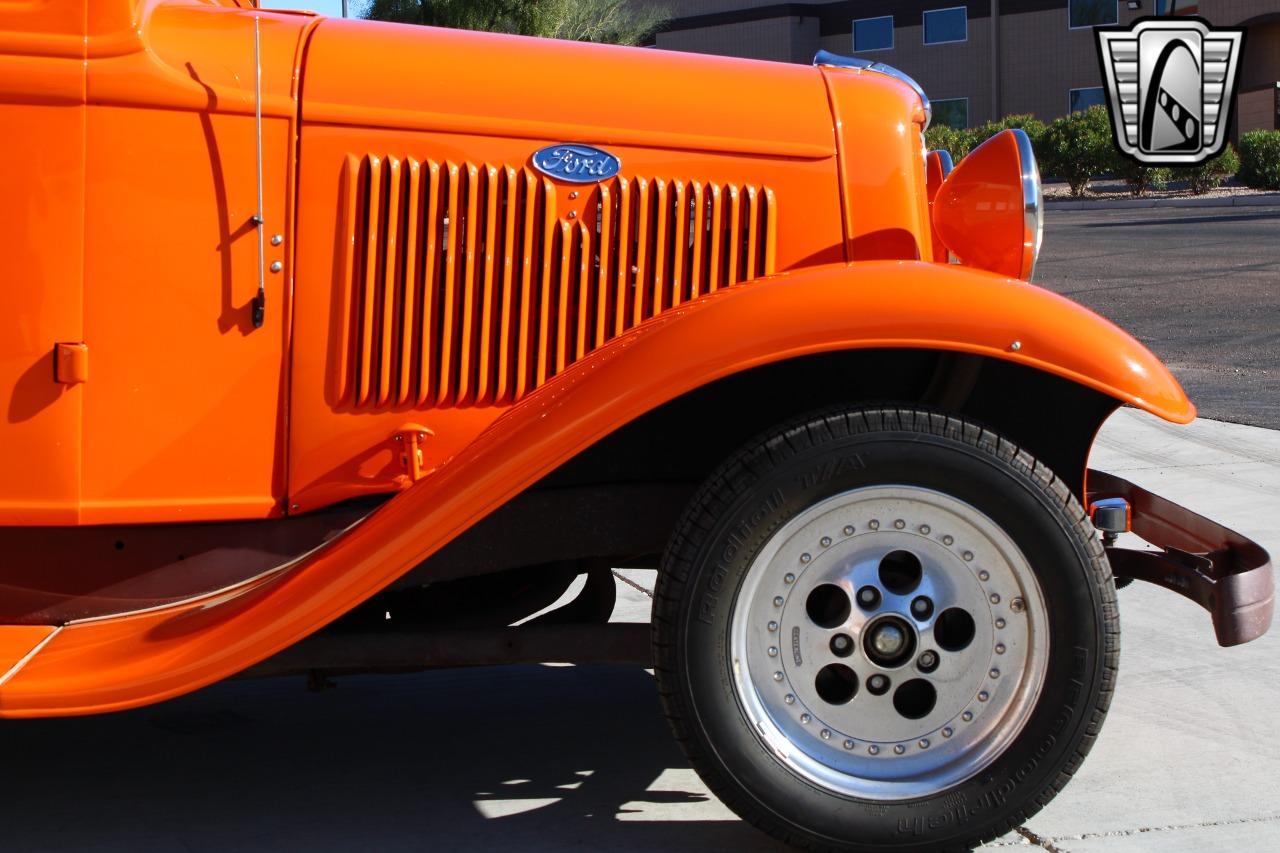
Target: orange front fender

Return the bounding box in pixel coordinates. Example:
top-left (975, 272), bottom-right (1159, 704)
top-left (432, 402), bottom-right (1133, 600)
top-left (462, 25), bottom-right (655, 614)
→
top-left (0, 261), bottom-right (1191, 716)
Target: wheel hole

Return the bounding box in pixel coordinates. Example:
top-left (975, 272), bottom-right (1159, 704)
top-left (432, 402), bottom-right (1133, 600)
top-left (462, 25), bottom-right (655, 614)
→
top-left (878, 550), bottom-right (922, 595)
top-left (815, 664), bottom-right (858, 705)
top-left (892, 679), bottom-right (937, 720)
top-left (806, 584), bottom-right (851, 629)
top-left (934, 608), bottom-right (976, 651)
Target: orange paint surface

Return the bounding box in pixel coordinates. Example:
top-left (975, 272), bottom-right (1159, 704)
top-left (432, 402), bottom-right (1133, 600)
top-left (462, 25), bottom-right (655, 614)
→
top-left (0, 260), bottom-right (1192, 716)
top-left (0, 2), bottom-right (1195, 715)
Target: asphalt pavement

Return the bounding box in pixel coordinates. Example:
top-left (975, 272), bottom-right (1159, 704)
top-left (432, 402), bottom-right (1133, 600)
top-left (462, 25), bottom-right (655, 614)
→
top-left (1035, 205), bottom-right (1280, 429)
top-left (1, 205), bottom-right (1277, 852)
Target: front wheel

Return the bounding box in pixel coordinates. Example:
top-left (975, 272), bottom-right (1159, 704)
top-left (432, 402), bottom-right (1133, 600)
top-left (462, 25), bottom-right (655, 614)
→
top-left (654, 408), bottom-right (1118, 852)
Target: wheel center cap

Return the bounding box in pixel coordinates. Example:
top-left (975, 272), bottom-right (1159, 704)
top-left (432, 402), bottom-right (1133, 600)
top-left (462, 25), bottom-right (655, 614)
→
top-left (863, 615), bottom-right (916, 667)
top-left (872, 623), bottom-right (906, 656)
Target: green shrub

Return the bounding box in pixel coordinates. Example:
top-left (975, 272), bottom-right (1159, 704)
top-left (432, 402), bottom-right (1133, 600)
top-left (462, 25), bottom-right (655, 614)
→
top-left (1107, 153), bottom-right (1172, 197)
top-left (1173, 145), bottom-right (1240, 194)
top-left (924, 124), bottom-right (974, 163)
top-left (1238, 130), bottom-right (1280, 190)
top-left (1038, 106), bottom-right (1112, 197)
top-left (925, 114), bottom-right (1048, 165)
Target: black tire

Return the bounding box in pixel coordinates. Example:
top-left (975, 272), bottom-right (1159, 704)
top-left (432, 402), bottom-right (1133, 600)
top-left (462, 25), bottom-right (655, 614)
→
top-left (653, 407), bottom-right (1118, 852)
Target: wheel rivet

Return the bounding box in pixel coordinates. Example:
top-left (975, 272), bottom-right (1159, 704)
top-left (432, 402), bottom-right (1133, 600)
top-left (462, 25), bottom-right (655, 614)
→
top-left (1011, 597), bottom-right (1026, 613)
top-left (893, 744), bottom-right (905, 755)
top-left (843, 525), bottom-right (855, 536)
top-left (919, 739), bottom-right (930, 749)
top-left (773, 671), bottom-right (784, 682)
top-left (893, 519), bottom-right (905, 529)
top-left (995, 618), bottom-right (1006, 629)
top-left (844, 739), bottom-right (856, 750)
top-left (919, 524), bottom-right (931, 535)
top-left (978, 690), bottom-right (990, 702)
top-left (962, 711), bottom-right (974, 721)
top-left (989, 668), bottom-right (1000, 679)
top-left (963, 551), bottom-right (974, 561)
top-left (943, 535), bottom-right (954, 546)
top-left (773, 596), bottom-right (784, 607)
top-left (820, 729), bottom-right (831, 740)
top-left (868, 745), bottom-right (880, 755)
top-left (768, 646), bottom-right (779, 657)
top-left (768, 621), bottom-right (778, 632)
top-left (800, 713), bottom-right (811, 724)
top-left (995, 643), bottom-right (1006, 654)
top-left (942, 727), bottom-right (953, 738)
top-left (869, 520), bottom-right (880, 530)
top-left (978, 570), bottom-right (990, 581)
top-left (784, 693), bottom-right (796, 705)
top-left (821, 536), bottom-right (832, 547)
top-left (800, 553), bottom-right (811, 564)
top-left (990, 593), bottom-right (1001, 605)
top-left (784, 573), bottom-right (796, 584)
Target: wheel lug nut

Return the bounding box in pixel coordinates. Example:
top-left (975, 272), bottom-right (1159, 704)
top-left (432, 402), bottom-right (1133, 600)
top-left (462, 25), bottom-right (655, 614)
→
top-left (867, 674), bottom-right (890, 695)
top-left (830, 633), bottom-right (854, 657)
top-left (917, 650), bottom-right (939, 673)
top-left (856, 586), bottom-right (881, 610)
top-left (910, 595), bottom-right (933, 619)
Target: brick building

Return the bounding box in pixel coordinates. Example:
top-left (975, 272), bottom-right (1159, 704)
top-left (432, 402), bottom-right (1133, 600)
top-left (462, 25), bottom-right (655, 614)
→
top-left (645, 1), bottom-right (1280, 133)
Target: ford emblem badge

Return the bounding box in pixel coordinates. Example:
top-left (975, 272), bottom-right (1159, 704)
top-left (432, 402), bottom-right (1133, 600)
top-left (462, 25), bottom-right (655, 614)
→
top-left (531, 143), bottom-right (621, 183)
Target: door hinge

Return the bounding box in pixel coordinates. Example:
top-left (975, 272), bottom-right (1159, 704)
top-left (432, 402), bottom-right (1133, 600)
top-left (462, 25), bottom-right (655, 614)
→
top-left (54, 342), bottom-right (89, 384)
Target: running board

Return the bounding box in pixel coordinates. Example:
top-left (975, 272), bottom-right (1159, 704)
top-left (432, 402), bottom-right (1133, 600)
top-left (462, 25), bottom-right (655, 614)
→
top-left (1088, 469), bottom-right (1274, 647)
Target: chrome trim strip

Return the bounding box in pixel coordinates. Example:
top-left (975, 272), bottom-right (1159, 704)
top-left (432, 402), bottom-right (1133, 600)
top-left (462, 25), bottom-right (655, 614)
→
top-left (0, 627), bottom-right (62, 689)
top-left (1010, 128), bottom-right (1043, 281)
top-left (813, 49), bottom-right (932, 129)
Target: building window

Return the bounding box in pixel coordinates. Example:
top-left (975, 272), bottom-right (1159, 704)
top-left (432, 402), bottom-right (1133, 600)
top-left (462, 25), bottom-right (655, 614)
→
top-left (1070, 87), bottom-right (1107, 112)
top-left (932, 98), bottom-right (969, 129)
top-left (853, 16), bottom-right (893, 52)
top-left (924, 7), bottom-right (968, 45)
top-left (1069, 0), bottom-right (1118, 29)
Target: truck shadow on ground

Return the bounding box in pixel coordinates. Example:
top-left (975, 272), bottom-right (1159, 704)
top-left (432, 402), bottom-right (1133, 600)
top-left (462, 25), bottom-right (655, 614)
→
top-left (3, 664), bottom-right (786, 852)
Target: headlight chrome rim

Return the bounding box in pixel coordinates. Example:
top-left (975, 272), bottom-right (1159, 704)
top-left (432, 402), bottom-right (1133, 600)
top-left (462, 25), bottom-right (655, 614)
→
top-left (1011, 128), bottom-right (1044, 282)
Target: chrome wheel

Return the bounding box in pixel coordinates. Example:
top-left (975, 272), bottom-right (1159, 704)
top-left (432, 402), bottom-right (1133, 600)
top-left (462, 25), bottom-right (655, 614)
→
top-left (729, 485), bottom-right (1049, 801)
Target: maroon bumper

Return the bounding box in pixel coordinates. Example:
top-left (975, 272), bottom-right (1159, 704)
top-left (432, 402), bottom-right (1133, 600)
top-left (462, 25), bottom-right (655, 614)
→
top-left (1088, 469), bottom-right (1274, 647)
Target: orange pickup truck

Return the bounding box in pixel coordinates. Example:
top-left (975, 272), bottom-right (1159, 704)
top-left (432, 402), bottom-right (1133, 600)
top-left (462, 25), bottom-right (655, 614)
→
top-left (0, 2), bottom-right (1271, 849)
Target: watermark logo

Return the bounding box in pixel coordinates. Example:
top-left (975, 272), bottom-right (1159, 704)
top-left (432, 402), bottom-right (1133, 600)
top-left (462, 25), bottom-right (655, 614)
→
top-left (1096, 17), bottom-right (1245, 166)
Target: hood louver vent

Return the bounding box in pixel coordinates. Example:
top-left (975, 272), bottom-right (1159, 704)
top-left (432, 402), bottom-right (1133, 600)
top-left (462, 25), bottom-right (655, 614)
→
top-left (334, 153), bottom-right (777, 410)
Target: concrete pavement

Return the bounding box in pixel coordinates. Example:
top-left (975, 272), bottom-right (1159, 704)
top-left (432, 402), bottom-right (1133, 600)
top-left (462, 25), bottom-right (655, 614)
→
top-left (2, 407), bottom-right (1276, 852)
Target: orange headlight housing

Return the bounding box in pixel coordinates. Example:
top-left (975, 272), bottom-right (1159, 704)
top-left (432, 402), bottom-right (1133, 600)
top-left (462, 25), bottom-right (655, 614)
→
top-left (930, 129), bottom-right (1043, 281)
